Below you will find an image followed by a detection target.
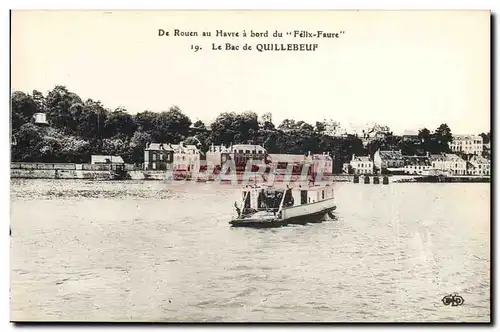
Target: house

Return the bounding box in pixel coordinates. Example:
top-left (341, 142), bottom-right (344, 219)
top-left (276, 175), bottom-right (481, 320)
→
top-left (467, 155), bottom-right (490, 176)
top-left (91, 155), bottom-right (125, 171)
top-left (206, 144), bottom-right (232, 169)
top-left (91, 155), bottom-right (124, 165)
top-left (224, 144), bottom-right (268, 171)
top-left (268, 153), bottom-right (313, 175)
top-left (33, 113), bottom-right (49, 126)
top-left (429, 153), bottom-right (467, 176)
top-left (170, 142), bottom-right (201, 172)
top-left (208, 144), bottom-right (231, 153)
top-left (360, 124), bottom-right (391, 145)
top-left (144, 143), bottom-right (174, 171)
top-left (322, 120), bottom-right (349, 137)
top-left (449, 135), bottom-right (483, 155)
top-left (402, 130), bottom-right (421, 144)
top-left (373, 150), bottom-right (404, 171)
top-left (403, 156), bottom-right (432, 175)
top-left (312, 153), bottom-right (333, 176)
top-left (348, 154), bottom-right (373, 174)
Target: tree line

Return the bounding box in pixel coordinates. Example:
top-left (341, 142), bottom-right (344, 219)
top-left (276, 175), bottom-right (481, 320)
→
top-left (11, 86), bottom-right (488, 172)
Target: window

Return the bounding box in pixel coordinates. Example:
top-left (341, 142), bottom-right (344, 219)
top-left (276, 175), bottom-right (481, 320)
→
top-left (301, 191), bottom-right (308, 204)
top-left (322, 190), bottom-right (325, 200)
top-left (160, 154), bottom-right (164, 161)
top-left (152, 162), bottom-right (156, 170)
top-left (152, 153), bottom-right (156, 161)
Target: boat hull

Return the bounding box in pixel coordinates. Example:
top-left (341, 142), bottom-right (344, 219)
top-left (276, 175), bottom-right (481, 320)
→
top-left (282, 198), bottom-right (336, 221)
top-left (230, 200), bottom-right (336, 228)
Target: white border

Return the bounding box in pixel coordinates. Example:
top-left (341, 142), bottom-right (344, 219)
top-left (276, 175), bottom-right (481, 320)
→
top-left (2, 1), bottom-right (498, 331)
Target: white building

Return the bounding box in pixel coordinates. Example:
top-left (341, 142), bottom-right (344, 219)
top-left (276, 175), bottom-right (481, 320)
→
top-left (208, 144), bottom-right (231, 153)
top-left (373, 150), bottom-right (404, 171)
top-left (346, 154), bottom-right (373, 174)
top-left (429, 153), bottom-right (467, 176)
top-left (321, 120), bottom-right (349, 137)
top-left (358, 123), bottom-right (391, 146)
top-left (170, 142), bottom-right (201, 172)
top-left (449, 135), bottom-right (483, 155)
top-left (467, 155), bottom-right (490, 176)
top-left (403, 156), bottom-right (432, 175)
top-left (33, 112), bottom-right (49, 126)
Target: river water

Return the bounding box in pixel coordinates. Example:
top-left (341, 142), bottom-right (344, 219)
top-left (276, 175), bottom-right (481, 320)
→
top-left (10, 179), bottom-right (490, 322)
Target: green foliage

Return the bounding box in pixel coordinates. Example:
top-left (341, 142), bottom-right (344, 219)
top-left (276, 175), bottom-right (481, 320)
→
top-left (479, 132), bottom-right (490, 145)
top-left (11, 91), bottom-right (39, 133)
top-left (11, 86), bottom-right (465, 171)
top-left (12, 123), bottom-right (44, 161)
top-left (11, 87), bottom-right (192, 164)
top-left (193, 120), bottom-right (205, 128)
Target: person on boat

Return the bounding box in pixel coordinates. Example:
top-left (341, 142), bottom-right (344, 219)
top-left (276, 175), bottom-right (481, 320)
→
top-left (234, 202), bottom-right (241, 217)
top-left (284, 188), bottom-right (294, 207)
top-left (258, 189), bottom-right (267, 209)
top-left (265, 191), bottom-right (274, 210)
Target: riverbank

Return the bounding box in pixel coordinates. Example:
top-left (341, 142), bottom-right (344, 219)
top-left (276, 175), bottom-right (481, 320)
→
top-left (394, 175), bottom-right (491, 183)
top-left (10, 163), bottom-right (491, 184)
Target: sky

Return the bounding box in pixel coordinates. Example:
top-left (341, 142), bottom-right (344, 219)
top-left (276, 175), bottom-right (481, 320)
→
top-left (11, 10), bottom-right (490, 135)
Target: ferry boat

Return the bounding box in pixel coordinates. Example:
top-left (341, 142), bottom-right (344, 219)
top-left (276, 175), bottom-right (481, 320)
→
top-left (230, 182), bottom-right (336, 228)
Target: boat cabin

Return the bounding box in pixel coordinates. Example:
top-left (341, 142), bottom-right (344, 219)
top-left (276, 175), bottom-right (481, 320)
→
top-left (239, 184), bottom-right (334, 216)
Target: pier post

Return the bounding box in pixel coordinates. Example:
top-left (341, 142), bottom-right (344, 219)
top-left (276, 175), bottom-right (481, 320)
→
top-left (382, 176), bottom-right (389, 185)
top-left (353, 175), bottom-right (359, 183)
top-left (364, 175), bottom-right (370, 184)
top-left (373, 176), bottom-right (380, 184)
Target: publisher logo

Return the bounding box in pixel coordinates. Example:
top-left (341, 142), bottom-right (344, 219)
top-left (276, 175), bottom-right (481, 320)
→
top-left (442, 294), bottom-right (464, 306)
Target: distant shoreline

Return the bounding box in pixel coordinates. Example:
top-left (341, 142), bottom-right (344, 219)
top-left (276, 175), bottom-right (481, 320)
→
top-left (10, 165), bottom-right (490, 184)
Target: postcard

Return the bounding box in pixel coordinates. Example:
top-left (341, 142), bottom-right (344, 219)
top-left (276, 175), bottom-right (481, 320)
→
top-left (10, 10), bottom-right (490, 323)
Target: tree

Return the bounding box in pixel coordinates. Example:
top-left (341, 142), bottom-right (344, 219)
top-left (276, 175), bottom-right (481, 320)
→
top-left (237, 111), bottom-right (259, 142)
top-left (210, 112), bottom-right (241, 145)
top-left (129, 131), bottom-right (152, 164)
top-left (57, 135), bottom-right (91, 163)
top-left (262, 121), bottom-right (275, 131)
top-left (11, 123), bottom-right (44, 161)
top-left (366, 139), bottom-right (382, 158)
top-left (154, 106), bottom-right (192, 143)
top-left (45, 85), bottom-right (83, 133)
top-left (32, 90), bottom-right (46, 113)
top-left (418, 128), bottom-right (430, 142)
top-left (104, 108), bottom-right (137, 139)
top-left (11, 91), bottom-right (39, 133)
top-left (134, 110), bottom-right (158, 134)
top-left (433, 123), bottom-right (452, 153)
top-left (193, 120), bottom-right (205, 128)
top-left (260, 112), bottom-right (272, 124)
top-left (101, 138), bottom-right (128, 157)
top-left (297, 121), bottom-right (314, 132)
top-left (278, 119), bottom-right (296, 130)
top-left (479, 132), bottom-right (490, 145)
top-left (72, 99), bottom-right (109, 141)
top-left (315, 121), bottom-right (326, 133)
